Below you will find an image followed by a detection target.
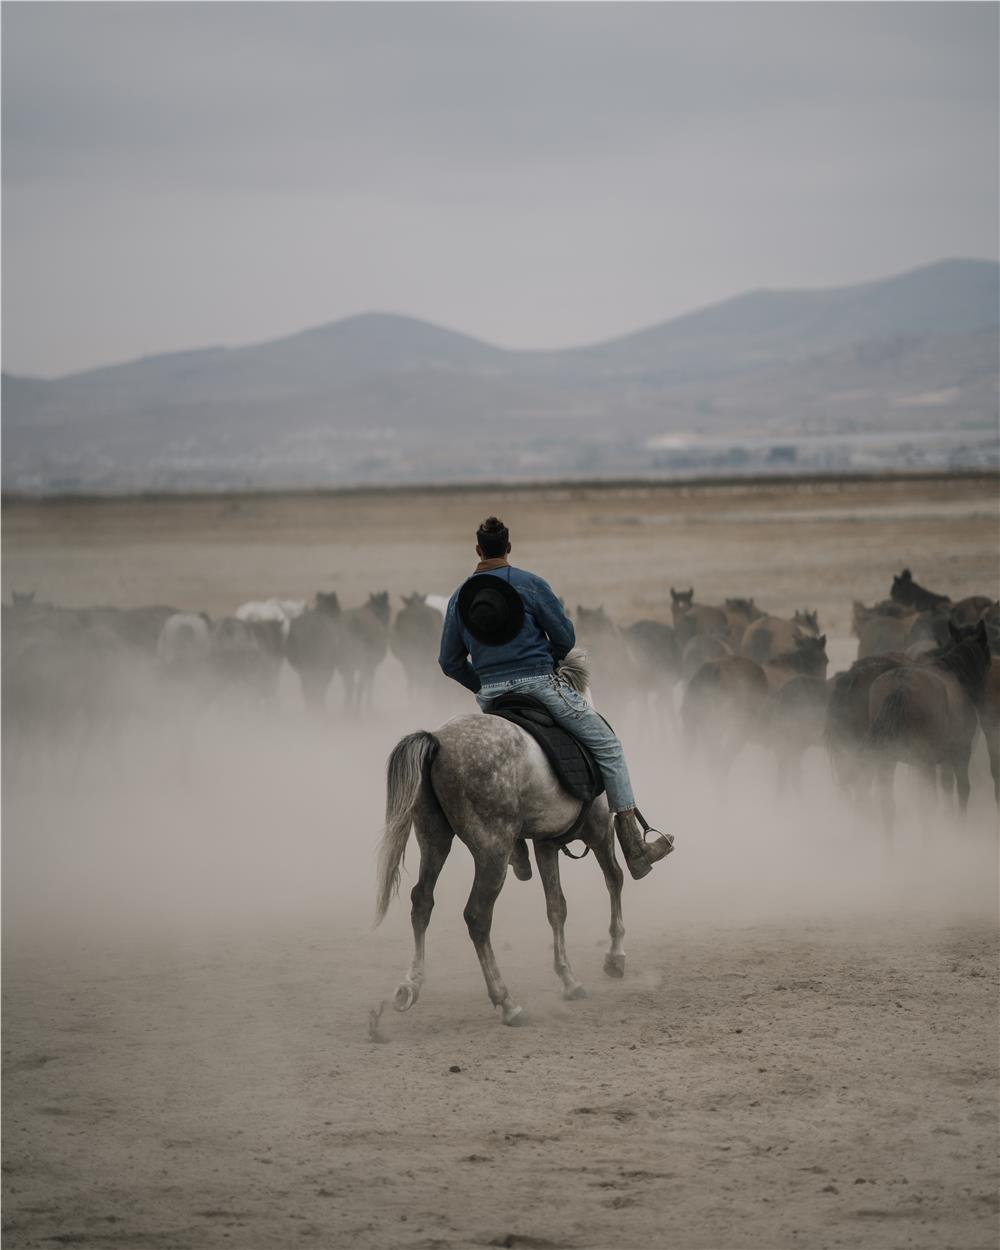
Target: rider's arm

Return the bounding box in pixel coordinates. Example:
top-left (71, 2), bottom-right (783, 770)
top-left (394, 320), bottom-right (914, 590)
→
top-left (532, 577), bottom-right (577, 662)
top-left (438, 597), bottom-right (481, 693)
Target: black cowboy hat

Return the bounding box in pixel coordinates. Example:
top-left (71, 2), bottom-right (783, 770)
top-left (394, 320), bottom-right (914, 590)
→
top-left (458, 573), bottom-right (525, 646)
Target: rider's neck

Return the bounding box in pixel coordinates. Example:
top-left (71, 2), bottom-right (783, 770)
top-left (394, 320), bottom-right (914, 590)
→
top-left (476, 556), bottom-right (510, 572)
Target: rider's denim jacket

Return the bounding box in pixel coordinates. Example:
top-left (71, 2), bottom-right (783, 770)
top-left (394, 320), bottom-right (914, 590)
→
top-left (438, 563), bottom-right (576, 693)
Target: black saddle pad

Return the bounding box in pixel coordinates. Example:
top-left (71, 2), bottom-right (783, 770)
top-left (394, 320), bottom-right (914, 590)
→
top-left (485, 693), bottom-right (605, 803)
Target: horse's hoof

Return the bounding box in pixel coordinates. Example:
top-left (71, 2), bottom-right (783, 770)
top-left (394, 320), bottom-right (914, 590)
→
top-left (563, 983), bottom-right (590, 1001)
top-left (603, 953), bottom-right (626, 979)
top-left (393, 982), bottom-right (417, 1012)
top-left (502, 1005), bottom-right (529, 1027)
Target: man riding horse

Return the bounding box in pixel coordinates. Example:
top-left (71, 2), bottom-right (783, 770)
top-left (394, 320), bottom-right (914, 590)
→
top-left (438, 515), bottom-right (672, 879)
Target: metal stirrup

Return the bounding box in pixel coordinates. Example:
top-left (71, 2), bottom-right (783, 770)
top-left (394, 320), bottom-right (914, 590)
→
top-left (633, 807), bottom-right (663, 840)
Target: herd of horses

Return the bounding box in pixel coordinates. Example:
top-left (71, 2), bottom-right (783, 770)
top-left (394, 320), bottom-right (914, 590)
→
top-left (4, 568), bottom-right (998, 830)
top-left (669, 570), bottom-right (999, 831)
top-left (5, 567), bottom-right (997, 1027)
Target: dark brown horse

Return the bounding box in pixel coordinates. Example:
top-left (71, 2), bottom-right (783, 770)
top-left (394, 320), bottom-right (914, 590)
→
top-left (681, 655), bottom-right (769, 773)
top-left (681, 632), bottom-right (732, 684)
top-left (760, 635), bottom-right (828, 690)
top-left (864, 622), bottom-right (992, 836)
top-left (721, 598), bottom-right (764, 647)
top-left (286, 591), bottom-right (342, 713)
top-left (389, 593), bottom-right (443, 696)
top-left (890, 568), bottom-right (951, 613)
top-left (951, 596), bottom-right (994, 627)
top-left (979, 661), bottom-right (1000, 805)
top-left (670, 588), bottom-right (728, 647)
top-left (755, 675), bottom-right (831, 794)
top-left (574, 605), bottom-right (638, 725)
top-left (740, 615), bottom-right (805, 664)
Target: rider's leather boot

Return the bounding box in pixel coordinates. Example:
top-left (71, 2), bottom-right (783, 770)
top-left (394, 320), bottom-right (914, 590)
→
top-left (613, 809), bottom-right (674, 881)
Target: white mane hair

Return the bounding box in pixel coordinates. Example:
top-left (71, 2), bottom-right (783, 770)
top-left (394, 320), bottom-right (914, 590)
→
top-left (235, 598), bottom-right (307, 639)
top-left (556, 648), bottom-right (592, 697)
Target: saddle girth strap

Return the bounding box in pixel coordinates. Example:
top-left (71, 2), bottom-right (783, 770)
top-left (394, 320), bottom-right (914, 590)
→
top-left (554, 799), bottom-right (594, 860)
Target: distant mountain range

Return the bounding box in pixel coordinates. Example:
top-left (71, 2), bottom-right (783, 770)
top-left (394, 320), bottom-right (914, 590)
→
top-left (3, 258), bottom-right (998, 493)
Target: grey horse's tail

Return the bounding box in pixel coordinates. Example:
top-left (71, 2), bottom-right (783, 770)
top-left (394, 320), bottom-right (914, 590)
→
top-left (375, 730), bottom-right (439, 926)
top-left (557, 648), bottom-right (592, 695)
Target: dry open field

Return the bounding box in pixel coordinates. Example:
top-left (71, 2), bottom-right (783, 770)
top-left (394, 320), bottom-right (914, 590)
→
top-left (3, 473), bottom-right (999, 1250)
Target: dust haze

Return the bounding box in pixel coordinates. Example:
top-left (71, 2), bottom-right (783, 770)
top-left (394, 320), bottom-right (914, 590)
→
top-left (5, 642), bottom-right (997, 948)
top-left (3, 476), bottom-right (998, 1250)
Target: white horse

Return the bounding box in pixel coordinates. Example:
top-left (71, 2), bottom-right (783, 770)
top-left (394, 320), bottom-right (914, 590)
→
top-left (235, 598), bottom-right (307, 640)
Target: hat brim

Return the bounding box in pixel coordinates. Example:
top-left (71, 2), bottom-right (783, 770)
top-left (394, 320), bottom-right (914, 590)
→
top-left (458, 574), bottom-right (525, 646)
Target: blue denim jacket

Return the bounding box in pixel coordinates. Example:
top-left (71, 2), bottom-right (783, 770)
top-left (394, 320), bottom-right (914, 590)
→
top-left (438, 563), bottom-right (576, 693)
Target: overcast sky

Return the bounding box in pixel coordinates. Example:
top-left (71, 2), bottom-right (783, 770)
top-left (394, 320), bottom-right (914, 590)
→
top-left (3, 1), bottom-right (997, 378)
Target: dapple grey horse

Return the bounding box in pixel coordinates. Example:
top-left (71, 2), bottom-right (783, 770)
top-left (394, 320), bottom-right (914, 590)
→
top-left (375, 652), bottom-right (672, 1025)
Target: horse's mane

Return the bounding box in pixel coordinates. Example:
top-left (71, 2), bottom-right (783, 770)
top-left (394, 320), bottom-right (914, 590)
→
top-left (929, 631), bottom-right (991, 697)
top-left (768, 645), bottom-right (826, 675)
top-left (892, 570), bottom-right (950, 611)
top-left (557, 648), bottom-right (592, 694)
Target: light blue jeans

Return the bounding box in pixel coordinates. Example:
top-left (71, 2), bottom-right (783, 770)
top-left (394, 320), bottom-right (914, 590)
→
top-left (476, 672), bottom-right (636, 812)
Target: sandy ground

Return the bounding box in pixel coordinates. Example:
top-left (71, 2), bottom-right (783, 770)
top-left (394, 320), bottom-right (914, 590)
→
top-left (3, 474), bottom-right (999, 1250)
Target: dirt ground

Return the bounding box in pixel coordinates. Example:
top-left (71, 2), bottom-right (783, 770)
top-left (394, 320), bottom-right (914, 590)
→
top-left (3, 474), bottom-right (999, 1250)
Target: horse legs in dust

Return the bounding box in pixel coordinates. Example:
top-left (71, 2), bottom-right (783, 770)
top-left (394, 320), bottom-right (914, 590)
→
top-left (984, 727), bottom-right (1000, 806)
top-left (876, 761), bottom-right (895, 849)
top-left (394, 797), bottom-right (454, 1012)
top-left (590, 826), bottom-right (626, 979)
top-left (533, 842), bottom-right (588, 1001)
top-left (464, 849), bottom-right (527, 1026)
top-left (916, 763), bottom-right (938, 844)
top-left (950, 751), bottom-right (972, 817)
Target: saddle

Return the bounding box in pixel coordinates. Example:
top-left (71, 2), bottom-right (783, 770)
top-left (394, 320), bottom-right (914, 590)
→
top-left (484, 693), bottom-right (605, 803)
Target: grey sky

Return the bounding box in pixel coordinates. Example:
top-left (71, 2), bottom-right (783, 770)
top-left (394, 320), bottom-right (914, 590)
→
top-left (3, 1), bottom-right (997, 378)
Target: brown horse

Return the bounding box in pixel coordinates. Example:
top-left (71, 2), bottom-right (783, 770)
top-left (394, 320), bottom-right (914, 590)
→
top-left (681, 633), bottom-right (732, 684)
top-left (825, 653), bottom-right (909, 794)
top-left (864, 622), bottom-right (992, 836)
top-left (979, 661), bottom-right (1000, 805)
top-left (286, 592), bottom-right (342, 712)
top-left (670, 588), bottom-right (728, 647)
top-left (754, 675), bottom-right (831, 794)
top-left (890, 568), bottom-right (951, 613)
top-left (389, 593), bottom-right (443, 696)
top-left (623, 619), bottom-right (680, 730)
top-left (760, 635), bottom-right (828, 690)
top-left (951, 595), bottom-right (994, 627)
top-left (574, 605), bottom-right (638, 725)
top-left (338, 591), bottom-right (391, 712)
top-left (681, 655), bottom-right (769, 773)
top-left (741, 615), bottom-right (807, 665)
top-left (722, 598), bottom-right (764, 647)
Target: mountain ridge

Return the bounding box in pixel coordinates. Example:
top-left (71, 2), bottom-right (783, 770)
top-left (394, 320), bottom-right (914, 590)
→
top-left (3, 258), bottom-right (997, 492)
top-left (6, 256), bottom-right (996, 386)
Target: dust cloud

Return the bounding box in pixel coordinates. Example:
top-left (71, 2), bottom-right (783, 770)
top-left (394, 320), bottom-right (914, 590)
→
top-left (4, 644), bottom-right (996, 957)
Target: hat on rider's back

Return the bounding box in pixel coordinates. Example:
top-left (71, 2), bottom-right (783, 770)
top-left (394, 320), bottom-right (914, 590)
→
top-left (457, 573), bottom-right (525, 646)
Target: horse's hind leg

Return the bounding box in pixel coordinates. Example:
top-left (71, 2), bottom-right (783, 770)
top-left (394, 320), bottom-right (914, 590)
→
top-left (985, 727), bottom-right (1000, 806)
top-left (590, 820), bottom-right (626, 979)
top-left (533, 842), bottom-right (587, 1001)
top-left (463, 850), bottom-right (525, 1026)
top-left (394, 796), bottom-right (453, 1012)
top-left (951, 751), bottom-right (972, 817)
top-left (876, 761), bottom-right (895, 849)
